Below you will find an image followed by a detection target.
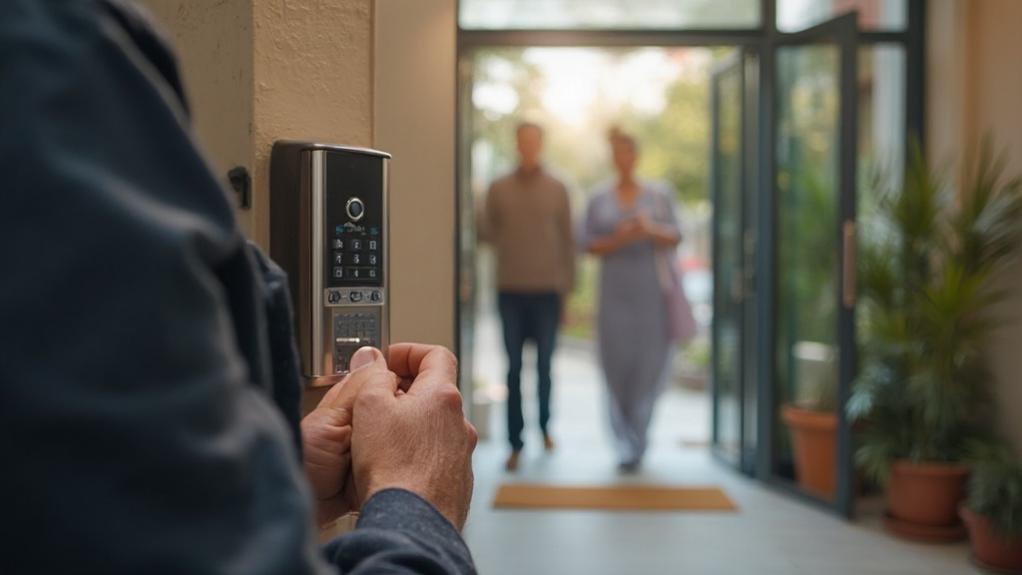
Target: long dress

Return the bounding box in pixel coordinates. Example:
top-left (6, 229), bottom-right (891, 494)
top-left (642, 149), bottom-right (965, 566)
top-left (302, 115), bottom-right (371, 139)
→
top-left (582, 181), bottom-right (682, 464)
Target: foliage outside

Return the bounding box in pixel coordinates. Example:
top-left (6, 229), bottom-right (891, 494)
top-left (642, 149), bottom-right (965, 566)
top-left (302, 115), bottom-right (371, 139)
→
top-left (848, 141), bottom-right (1022, 484)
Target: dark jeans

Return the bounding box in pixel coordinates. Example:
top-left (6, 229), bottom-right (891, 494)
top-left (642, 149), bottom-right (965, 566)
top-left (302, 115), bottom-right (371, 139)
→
top-left (498, 291), bottom-right (561, 451)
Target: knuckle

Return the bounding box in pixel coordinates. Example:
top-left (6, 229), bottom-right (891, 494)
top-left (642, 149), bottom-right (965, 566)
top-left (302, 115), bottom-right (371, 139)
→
top-left (354, 388), bottom-right (383, 410)
top-left (436, 385), bottom-right (463, 410)
top-left (435, 346), bottom-right (459, 374)
top-left (465, 422), bottom-right (479, 449)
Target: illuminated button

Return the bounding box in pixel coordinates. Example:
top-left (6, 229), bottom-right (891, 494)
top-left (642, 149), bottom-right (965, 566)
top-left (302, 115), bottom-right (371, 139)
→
top-left (349, 253), bottom-right (362, 265)
top-left (350, 239), bottom-right (363, 251)
top-left (332, 267), bottom-right (344, 279)
top-left (331, 238), bottom-right (344, 250)
top-left (349, 291), bottom-right (363, 303)
top-left (368, 254), bottom-right (378, 266)
top-left (368, 240), bottom-right (378, 251)
top-left (345, 267), bottom-right (361, 280)
top-left (369, 227), bottom-right (380, 236)
top-left (369, 290), bottom-right (382, 303)
top-left (346, 198), bottom-right (365, 222)
top-left (327, 290), bottom-right (342, 304)
top-left (333, 252), bottom-right (344, 265)
top-left (367, 268), bottom-right (378, 279)
top-left (334, 225), bottom-right (344, 236)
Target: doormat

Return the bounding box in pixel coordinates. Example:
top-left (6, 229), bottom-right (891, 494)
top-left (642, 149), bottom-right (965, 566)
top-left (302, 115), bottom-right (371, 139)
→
top-left (492, 484), bottom-right (738, 512)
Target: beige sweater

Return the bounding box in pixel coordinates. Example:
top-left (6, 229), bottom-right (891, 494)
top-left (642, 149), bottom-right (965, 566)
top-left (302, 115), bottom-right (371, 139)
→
top-left (478, 167), bottom-right (576, 294)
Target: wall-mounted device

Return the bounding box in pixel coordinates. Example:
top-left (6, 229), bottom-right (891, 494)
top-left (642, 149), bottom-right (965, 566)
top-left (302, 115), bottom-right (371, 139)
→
top-left (270, 142), bottom-right (390, 387)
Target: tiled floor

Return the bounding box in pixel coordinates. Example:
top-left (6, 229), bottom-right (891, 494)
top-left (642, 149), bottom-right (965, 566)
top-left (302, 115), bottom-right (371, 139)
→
top-left (462, 313), bottom-right (978, 574)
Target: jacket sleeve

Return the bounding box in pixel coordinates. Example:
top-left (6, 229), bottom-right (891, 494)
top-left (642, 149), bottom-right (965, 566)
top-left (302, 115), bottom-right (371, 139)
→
top-left (0, 3), bottom-right (329, 574)
top-left (323, 489), bottom-right (477, 575)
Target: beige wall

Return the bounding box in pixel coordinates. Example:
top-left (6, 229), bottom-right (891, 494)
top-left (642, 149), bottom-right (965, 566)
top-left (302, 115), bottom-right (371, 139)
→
top-left (928, 0), bottom-right (1022, 450)
top-left (252, 0), bottom-right (375, 248)
top-left (374, 0), bottom-right (457, 351)
top-left (138, 0), bottom-right (459, 360)
top-left (138, 0), bottom-right (255, 236)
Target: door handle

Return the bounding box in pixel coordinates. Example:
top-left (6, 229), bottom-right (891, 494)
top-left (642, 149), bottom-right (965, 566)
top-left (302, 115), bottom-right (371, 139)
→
top-left (842, 220), bottom-right (856, 309)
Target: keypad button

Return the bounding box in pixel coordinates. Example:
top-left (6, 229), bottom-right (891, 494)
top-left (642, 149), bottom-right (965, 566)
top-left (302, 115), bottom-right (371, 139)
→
top-left (367, 268), bottom-right (378, 279)
top-left (331, 238), bottom-right (344, 250)
top-left (368, 254), bottom-right (378, 266)
top-left (332, 267), bottom-right (344, 279)
top-left (369, 290), bottom-right (382, 303)
top-left (333, 252), bottom-right (344, 265)
top-left (345, 267), bottom-right (361, 280)
top-left (350, 239), bottom-right (363, 251)
top-left (350, 253), bottom-right (362, 265)
top-left (348, 291), bottom-right (363, 303)
top-left (368, 240), bottom-right (378, 251)
top-left (334, 225), bottom-right (344, 236)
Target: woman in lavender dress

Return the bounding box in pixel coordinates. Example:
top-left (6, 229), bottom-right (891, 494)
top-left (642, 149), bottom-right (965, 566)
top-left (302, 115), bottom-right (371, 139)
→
top-left (582, 130), bottom-right (683, 471)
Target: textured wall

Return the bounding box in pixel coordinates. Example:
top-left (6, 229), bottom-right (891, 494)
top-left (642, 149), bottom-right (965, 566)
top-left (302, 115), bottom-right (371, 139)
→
top-left (966, 0), bottom-right (1022, 451)
top-left (252, 0), bottom-right (374, 248)
top-left (137, 0), bottom-right (255, 236)
top-left (928, 0), bottom-right (1022, 450)
top-left (374, 0), bottom-right (457, 351)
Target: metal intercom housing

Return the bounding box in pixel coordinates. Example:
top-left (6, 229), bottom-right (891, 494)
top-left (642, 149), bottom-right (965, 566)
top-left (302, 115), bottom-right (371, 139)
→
top-left (270, 142), bottom-right (390, 386)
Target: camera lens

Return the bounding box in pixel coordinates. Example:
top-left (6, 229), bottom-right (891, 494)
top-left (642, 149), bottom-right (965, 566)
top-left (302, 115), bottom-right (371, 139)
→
top-left (346, 198), bottom-right (365, 221)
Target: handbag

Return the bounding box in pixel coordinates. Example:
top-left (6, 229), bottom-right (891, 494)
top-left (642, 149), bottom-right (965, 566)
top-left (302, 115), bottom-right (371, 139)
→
top-left (651, 193), bottom-right (697, 343)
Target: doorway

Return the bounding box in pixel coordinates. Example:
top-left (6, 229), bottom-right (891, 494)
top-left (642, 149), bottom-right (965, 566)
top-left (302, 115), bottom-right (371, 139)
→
top-left (455, 0), bottom-right (924, 519)
top-left (460, 45), bottom-right (724, 465)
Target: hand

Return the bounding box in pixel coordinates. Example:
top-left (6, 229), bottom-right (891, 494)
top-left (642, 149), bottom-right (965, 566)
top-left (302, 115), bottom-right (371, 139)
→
top-left (635, 214), bottom-right (656, 237)
top-left (301, 347), bottom-right (399, 526)
top-left (614, 218), bottom-right (642, 244)
top-left (350, 344), bottom-right (477, 530)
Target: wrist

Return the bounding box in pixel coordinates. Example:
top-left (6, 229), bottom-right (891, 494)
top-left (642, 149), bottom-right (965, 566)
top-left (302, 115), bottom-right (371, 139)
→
top-left (364, 479), bottom-right (462, 529)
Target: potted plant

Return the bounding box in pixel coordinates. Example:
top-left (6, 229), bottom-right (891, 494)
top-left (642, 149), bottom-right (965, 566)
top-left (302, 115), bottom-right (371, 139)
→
top-left (782, 341), bottom-right (839, 499)
top-left (849, 142), bottom-right (1022, 542)
top-left (961, 443), bottom-right (1022, 572)
top-left (779, 168), bottom-right (842, 500)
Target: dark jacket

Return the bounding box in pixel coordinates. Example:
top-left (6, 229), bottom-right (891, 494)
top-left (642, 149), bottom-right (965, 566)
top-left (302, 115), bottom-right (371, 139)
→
top-left (0, 1), bottom-right (474, 573)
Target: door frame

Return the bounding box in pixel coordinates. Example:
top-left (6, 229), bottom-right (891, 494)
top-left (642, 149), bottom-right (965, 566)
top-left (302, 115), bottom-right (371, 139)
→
top-left (763, 12), bottom-right (859, 518)
top-left (709, 48), bottom-right (757, 476)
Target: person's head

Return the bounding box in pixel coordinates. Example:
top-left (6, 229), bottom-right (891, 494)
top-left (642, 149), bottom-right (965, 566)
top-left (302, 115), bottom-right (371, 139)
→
top-left (609, 127), bottom-right (639, 179)
top-left (516, 122), bottom-right (544, 170)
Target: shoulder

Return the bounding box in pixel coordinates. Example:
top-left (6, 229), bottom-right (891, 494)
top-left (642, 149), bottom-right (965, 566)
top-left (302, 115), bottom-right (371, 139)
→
top-left (584, 182), bottom-right (615, 216)
top-left (487, 173), bottom-right (516, 199)
top-left (644, 180), bottom-right (677, 205)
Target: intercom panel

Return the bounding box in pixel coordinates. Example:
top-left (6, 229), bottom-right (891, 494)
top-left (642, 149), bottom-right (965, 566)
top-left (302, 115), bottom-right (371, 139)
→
top-left (270, 142), bottom-right (390, 386)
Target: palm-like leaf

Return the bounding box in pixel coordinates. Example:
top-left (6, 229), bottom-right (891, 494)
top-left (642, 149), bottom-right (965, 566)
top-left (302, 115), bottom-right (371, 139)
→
top-left (850, 140), bottom-right (1022, 482)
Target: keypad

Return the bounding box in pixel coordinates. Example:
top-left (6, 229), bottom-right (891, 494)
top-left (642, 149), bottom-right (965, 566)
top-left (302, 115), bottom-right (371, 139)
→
top-left (333, 311), bottom-right (379, 373)
top-left (328, 221), bottom-right (381, 286)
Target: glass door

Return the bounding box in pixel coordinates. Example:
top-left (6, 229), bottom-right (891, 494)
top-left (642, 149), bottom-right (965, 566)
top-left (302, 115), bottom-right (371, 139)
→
top-left (770, 13), bottom-right (858, 516)
top-left (456, 55), bottom-right (477, 405)
top-left (711, 49), bottom-right (759, 475)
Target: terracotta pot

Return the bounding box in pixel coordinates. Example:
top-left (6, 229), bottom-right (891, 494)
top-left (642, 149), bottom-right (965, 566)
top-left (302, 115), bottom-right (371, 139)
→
top-left (961, 507), bottom-right (1022, 573)
top-left (887, 460), bottom-right (969, 527)
top-left (781, 405), bottom-right (838, 500)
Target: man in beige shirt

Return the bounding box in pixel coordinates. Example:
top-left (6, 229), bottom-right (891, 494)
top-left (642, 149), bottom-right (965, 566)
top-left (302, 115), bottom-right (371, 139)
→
top-left (479, 122), bottom-right (575, 471)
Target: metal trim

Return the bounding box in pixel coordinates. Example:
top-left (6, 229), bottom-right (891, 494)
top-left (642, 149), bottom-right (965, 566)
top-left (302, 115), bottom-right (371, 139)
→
top-left (311, 150), bottom-right (326, 376)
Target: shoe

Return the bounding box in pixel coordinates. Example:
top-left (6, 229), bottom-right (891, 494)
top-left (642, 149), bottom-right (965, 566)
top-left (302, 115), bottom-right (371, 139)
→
top-left (505, 450), bottom-right (521, 472)
top-left (617, 459), bottom-right (641, 474)
top-left (543, 435), bottom-right (556, 452)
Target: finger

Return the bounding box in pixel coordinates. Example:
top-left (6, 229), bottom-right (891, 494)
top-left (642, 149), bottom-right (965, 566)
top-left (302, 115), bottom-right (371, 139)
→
top-left (388, 345), bottom-right (458, 396)
top-left (386, 344), bottom-right (457, 380)
top-left (357, 364), bottom-right (403, 400)
top-left (318, 347), bottom-right (391, 412)
top-left (350, 346), bottom-right (382, 371)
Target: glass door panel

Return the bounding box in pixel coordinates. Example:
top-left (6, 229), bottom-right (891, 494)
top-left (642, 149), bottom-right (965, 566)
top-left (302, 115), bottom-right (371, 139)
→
top-left (771, 14), bottom-right (858, 516)
top-left (711, 52), bottom-right (746, 468)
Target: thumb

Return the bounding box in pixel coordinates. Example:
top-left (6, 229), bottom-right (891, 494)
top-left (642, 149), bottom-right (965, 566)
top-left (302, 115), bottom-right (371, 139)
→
top-left (350, 346), bottom-right (385, 371)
